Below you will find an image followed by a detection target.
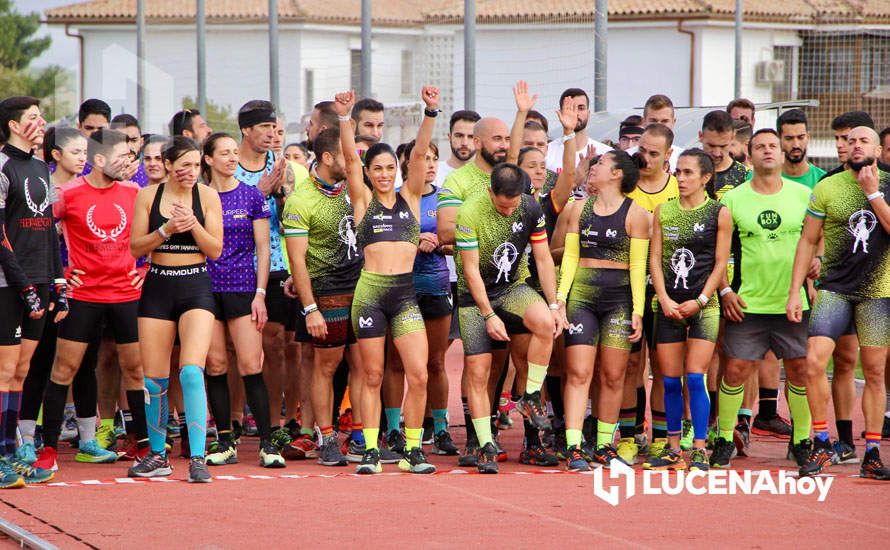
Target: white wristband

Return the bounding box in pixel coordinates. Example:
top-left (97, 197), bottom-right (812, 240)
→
top-left (549, 303), bottom-right (560, 311)
top-left (561, 132), bottom-right (576, 144)
top-left (338, 115), bottom-right (351, 122)
top-left (697, 294), bottom-right (709, 307)
top-left (157, 225), bottom-right (170, 240)
top-left (302, 303), bottom-right (318, 316)
top-left (719, 287), bottom-right (733, 297)
top-left (867, 191), bottom-right (884, 202)
top-left (255, 288), bottom-right (266, 296)
top-left (53, 278), bottom-right (67, 285)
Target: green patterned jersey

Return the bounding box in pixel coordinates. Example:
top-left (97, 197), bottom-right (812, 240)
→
top-left (714, 161), bottom-right (749, 200)
top-left (658, 197), bottom-right (724, 302)
top-left (808, 169), bottom-right (890, 298)
top-left (437, 161), bottom-right (490, 209)
top-left (282, 177), bottom-right (362, 295)
top-left (455, 193), bottom-right (547, 304)
top-left (356, 193), bottom-right (419, 248)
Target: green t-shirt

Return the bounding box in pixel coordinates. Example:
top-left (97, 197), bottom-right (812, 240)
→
top-left (455, 193), bottom-right (547, 304)
top-left (808, 169), bottom-right (890, 298)
top-left (437, 161), bottom-right (490, 209)
top-left (721, 179), bottom-right (810, 314)
top-left (715, 161), bottom-right (749, 200)
top-left (281, 177), bottom-right (362, 295)
top-left (784, 163), bottom-right (827, 190)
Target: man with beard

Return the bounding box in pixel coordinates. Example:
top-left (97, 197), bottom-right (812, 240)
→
top-left (790, 127), bottom-right (890, 480)
top-left (435, 110), bottom-right (481, 187)
top-left (881, 128), bottom-right (890, 166)
top-left (306, 101), bottom-right (339, 151)
top-left (727, 98), bottom-right (756, 127)
top-left (544, 88), bottom-right (611, 172)
top-left (351, 98), bottom-right (385, 143)
top-left (729, 120), bottom-right (752, 169)
top-left (168, 109), bottom-right (213, 145)
top-left (822, 112), bottom-right (890, 180)
top-left (778, 109), bottom-right (825, 189)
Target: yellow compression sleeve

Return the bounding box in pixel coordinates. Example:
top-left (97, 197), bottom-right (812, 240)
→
top-left (557, 233), bottom-right (580, 301)
top-left (630, 238), bottom-right (650, 316)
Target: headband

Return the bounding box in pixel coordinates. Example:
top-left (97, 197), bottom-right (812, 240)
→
top-left (238, 108), bottom-right (277, 129)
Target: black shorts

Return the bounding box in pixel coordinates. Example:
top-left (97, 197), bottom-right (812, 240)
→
top-left (0, 284), bottom-right (49, 345)
top-left (266, 270), bottom-right (295, 327)
top-left (655, 297), bottom-right (720, 345)
top-left (213, 292), bottom-right (254, 321)
top-left (564, 268), bottom-right (633, 350)
top-left (59, 299), bottom-right (139, 344)
top-left (290, 298), bottom-right (312, 341)
top-left (417, 293), bottom-right (453, 321)
top-left (138, 263), bottom-right (215, 321)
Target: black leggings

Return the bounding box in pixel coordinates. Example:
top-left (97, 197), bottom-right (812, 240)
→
top-left (20, 321), bottom-right (99, 422)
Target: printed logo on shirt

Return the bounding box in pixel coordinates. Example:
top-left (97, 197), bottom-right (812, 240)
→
top-left (358, 316), bottom-right (374, 329)
top-left (670, 248), bottom-right (696, 290)
top-left (492, 242), bottom-right (519, 283)
top-left (693, 222), bottom-right (705, 233)
top-left (606, 229), bottom-right (618, 238)
top-left (757, 210), bottom-right (782, 231)
top-left (399, 210), bottom-right (409, 220)
top-left (849, 209), bottom-right (877, 254)
top-left (339, 215), bottom-right (358, 260)
top-left (512, 221), bottom-right (524, 233)
top-left (23, 177), bottom-right (51, 216)
top-left (86, 203), bottom-right (127, 242)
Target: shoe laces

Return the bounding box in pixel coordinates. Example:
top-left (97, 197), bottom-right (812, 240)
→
top-left (408, 447), bottom-right (428, 464)
top-left (524, 392), bottom-right (545, 417)
top-left (362, 448), bottom-right (380, 464)
top-left (690, 449), bottom-right (707, 463)
top-left (568, 446), bottom-right (585, 463)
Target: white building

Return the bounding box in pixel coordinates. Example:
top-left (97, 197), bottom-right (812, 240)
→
top-left (47, 0), bottom-right (890, 149)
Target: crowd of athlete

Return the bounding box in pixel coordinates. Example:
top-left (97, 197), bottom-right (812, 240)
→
top-left (1, 82), bottom-right (890, 486)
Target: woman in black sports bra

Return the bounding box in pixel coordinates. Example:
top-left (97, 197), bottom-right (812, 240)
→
top-left (333, 87), bottom-right (439, 475)
top-left (128, 136), bottom-right (223, 483)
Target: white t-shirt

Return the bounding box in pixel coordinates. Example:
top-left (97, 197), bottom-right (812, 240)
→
top-left (545, 136), bottom-right (612, 172)
top-left (626, 144), bottom-right (683, 172)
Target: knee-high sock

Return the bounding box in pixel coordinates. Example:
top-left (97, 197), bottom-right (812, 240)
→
top-left (145, 377), bottom-right (169, 454)
top-left (384, 408), bottom-right (401, 434)
top-left (5, 391), bottom-right (21, 454)
top-left (180, 365), bottom-right (207, 458)
top-left (204, 373), bottom-right (231, 433)
top-left (0, 392), bottom-right (9, 456)
top-left (686, 373), bottom-right (709, 441)
top-left (526, 362), bottom-right (548, 395)
top-left (634, 386), bottom-right (646, 432)
top-left (545, 375), bottom-right (564, 419)
top-left (125, 389), bottom-right (148, 442)
top-left (242, 373), bottom-right (271, 441)
top-left (663, 376), bottom-right (683, 441)
top-left (787, 382), bottom-right (811, 445)
top-left (718, 380), bottom-right (744, 441)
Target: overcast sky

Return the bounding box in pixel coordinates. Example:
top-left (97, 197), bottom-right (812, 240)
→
top-left (17, 0), bottom-right (79, 69)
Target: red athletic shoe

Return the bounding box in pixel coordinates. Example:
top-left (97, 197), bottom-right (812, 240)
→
top-left (33, 447), bottom-right (58, 471)
top-left (282, 434), bottom-right (319, 460)
top-left (338, 409), bottom-right (353, 435)
top-left (120, 437), bottom-right (150, 463)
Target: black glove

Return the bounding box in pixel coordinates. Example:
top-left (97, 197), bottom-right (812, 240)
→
top-left (21, 285), bottom-right (42, 315)
top-left (50, 281), bottom-right (69, 313)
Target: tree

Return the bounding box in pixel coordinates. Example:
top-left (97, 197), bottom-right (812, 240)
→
top-left (181, 96), bottom-right (240, 136)
top-left (0, 0), bottom-right (50, 71)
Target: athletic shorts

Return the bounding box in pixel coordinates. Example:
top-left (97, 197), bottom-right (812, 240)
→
top-left (311, 292), bottom-right (356, 348)
top-left (417, 292), bottom-right (453, 321)
top-left (138, 263), bottom-right (215, 321)
top-left (655, 295), bottom-right (720, 344)
top-left (630, 285), bottom-right (658, 353)
top-left (448, 282), bottom-right (460, 341)
top-left (213, 292), bottom-right (254, 321)
top-left (564, 268), bottom-right (633, 350)
top-left (0, 284), bottom-right (50, 345)
top-left (808, 290), bottom-right (890, 347)
top-left (291, 298), bottom-right (312, 342)
top-left (459, 282), bottom-right (542, 356)
top-left (723, 312), bottom-right (808, 361)
top-left (59, 299), bottom-right (139, 344)
top-left (266, 270), bottom-right (295, 328)
top-left (351, 271), bottom-right (425, 340)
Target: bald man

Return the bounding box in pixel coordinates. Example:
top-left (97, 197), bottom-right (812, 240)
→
top-left (788, 126), bottom-right (890, 479)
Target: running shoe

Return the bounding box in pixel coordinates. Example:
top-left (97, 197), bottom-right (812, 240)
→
top-left (128, 451), bottom-right (173, 478)
top-left (552, 427), bottom-right (568, 461)
top-left (493, 437), bottom-right (508, 463)
top-left (680, 420), bottom-right (694, 451)
top-left (831, 440), bottom-right (858, 465)
top-left (356, 448), bottom-right (382, 475)
top-left (271, 426), bottom-right (293, 450)
top-left (399, 447), bottom-right (436, 474)
top-left (634, 432), bottom-right (650, 455)
top-left (0, 459), bottom-right (24, 489)
top-left (121, 437), bottom-right (149, 463)
top-left (616, 438), bottom-right (639, 465)
top-left (642, 446), bottom-right (685, 470)
top-left (458, 437), bottom-right (479, 467)
top-left (733, 421), bottom-right (750, 457)
top-left (422, 423), bottom-right (434, 445)
top-left (231, 420), bottom-right (242, 444)
top-left (591, 444), bottom-right (627, 468)
top-left (15, 442), bottom-right (37, 465)
top-left (516, 391), bottom-right (551, 431)
top-left (206, 439), bottom-right (238, 465)
top-left (188, 456), bottom-right (212, 483)
top-left (60, 406), bottom-right (77, 441)
top-left (432, 430), bottom-right (459, 456)
top-left (752, 414), bottom-right (792, 437)
top-left (75, 439), bottom-right (119, 464)
top-left (6, 457), bottom-right (55, 484)
top-left (860, 447), bottom-right (890, 480)
top-left (166, 416), bottom-right (180, 436)
top-left (378, 444), bottom-right (403, 464)
top-left (565, 446), bottom-right (590, 472)
top-left (799, 438), bottom-right (833, 477)
top-left (689, 448), bottom-right (709, 471)
top-left (648, 437), bottom-right (667, 458)
top-left (496, 410), bottom-right (513, 430)
top-left (385, 430), bottom-right (407, 456)
top-left (259, 440), bottom-right (286, 468)
top-left (283, 434), bottom-right (318, 460)
top-left (346, 440), bottom-right (366, 463)
top-left (709, 436), bottom-right (735, 469)
top-left (476, 442), bottom-right (499, 474)
top-left (788, 438), bottom-right (812, 467)
top-left (318, 435), bottom-right (347, 467)
top-left (337, 409), bottom-right (353, 435)
top-left (96, 424), bottom-right (118, 451)
top-left (33, 447), bottom-right (58, 471)
top-left (242, 415), bottom-right (258, 437)
top-left (519, 443), bottom-right (559, 466)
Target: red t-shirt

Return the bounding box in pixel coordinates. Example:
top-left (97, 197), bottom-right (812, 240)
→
top-left (55, 177), bottom-right (141, 303)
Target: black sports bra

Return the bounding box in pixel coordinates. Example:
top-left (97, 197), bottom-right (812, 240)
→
top-left (149, 183), bottom-right (205, 254)
top-left (578, 196), bottom-right (632, 263)
top-left (356, 193), bottom-right (420, 248)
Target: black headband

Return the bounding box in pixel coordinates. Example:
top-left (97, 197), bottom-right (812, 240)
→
top-left (238, 108), bottom-right (277, 129)
top-left (619, 126), bottom-right (644, 137)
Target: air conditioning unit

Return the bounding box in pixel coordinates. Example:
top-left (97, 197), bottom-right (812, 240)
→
top-left (756, 60), bottom-right (786, 85)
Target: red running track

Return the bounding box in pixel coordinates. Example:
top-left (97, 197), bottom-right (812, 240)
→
top-left (1, 344), bottom-right (889, 548)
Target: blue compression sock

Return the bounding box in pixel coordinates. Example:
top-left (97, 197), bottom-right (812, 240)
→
top-left (686, 373), bottom-right (709, 441)
top-left (432, 409), bottom-right (448, 434)
top-left (180, 365), bottom-right (207, 458)
top-left (385, 408), bottom-right (401, 434)
top-left (145, 377), bottom-right (169, 455)
top-left (664, 376), bottom-right (684, 440)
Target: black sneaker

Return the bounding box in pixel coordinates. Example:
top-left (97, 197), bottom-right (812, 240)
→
top-left (317, 435), bottom-right (347, 466)
top-left (733, 421), bottom-right (750, 457)
top-left (787, 438), bottom-right (812, 467)
top-left (128, 451), bottom-right (172, 478)
top-left (860, 447), bottom-right (890, 480)
top-left (432, 430), bottom-right (459, 456)
top-left (752, 414), bottom-right (792, 437)
top-left (188, 456), bottom-right (212, 483)
top-left (356, 448), bottom-right (381, 475)
top-left (516, 391), bottom-right (551, 431)
top-left (710, 436), bottom-right (735, 469)
top-left (553, 427), bottom-right (568, 460)
top-left (385, 430), bottom-right (406, 455)
top-left (476, 442), bottom-right (499, 474)
top-left (458, 437), bottom-right (479, 467)
top-left (591, 444), bottom-right (626, 468)
top-left (831, 440), bottom-right (858, 465)
top-left (398, 447), bottom-right (436, 474)
top-left (799, 438), bottom-right (833, 477)
top-left (519, 443), bottom-right (559, 466)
